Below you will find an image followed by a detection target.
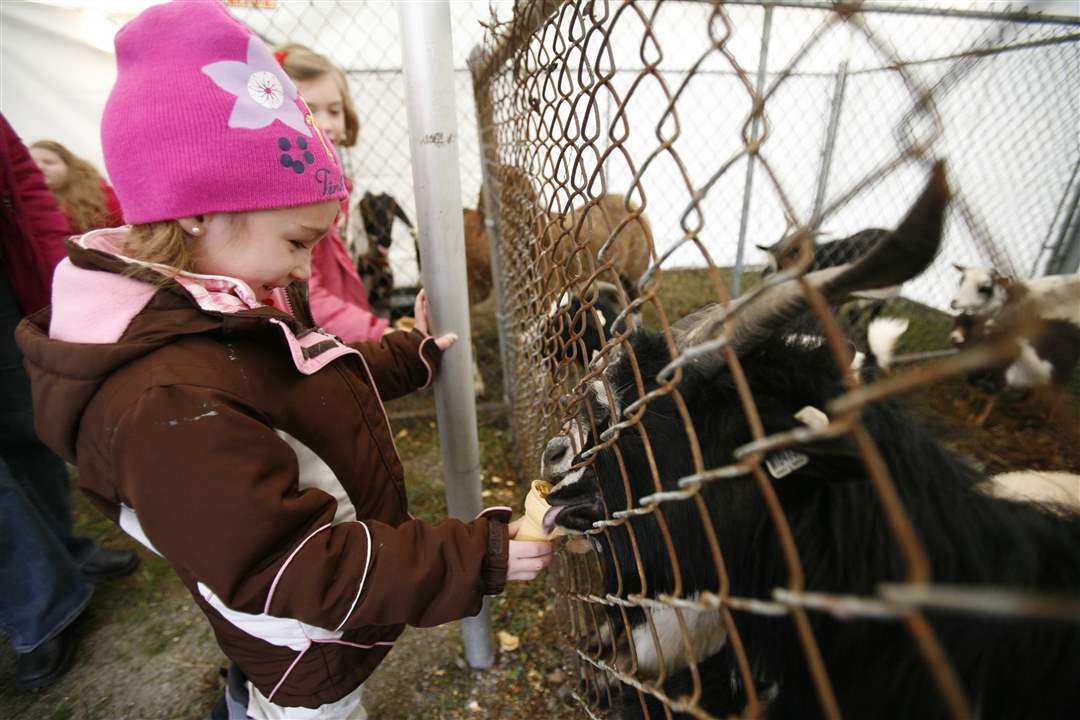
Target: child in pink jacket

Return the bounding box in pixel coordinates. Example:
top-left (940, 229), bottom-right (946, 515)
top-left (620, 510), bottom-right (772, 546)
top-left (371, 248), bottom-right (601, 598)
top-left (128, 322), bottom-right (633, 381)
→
top-left (276, 42), bottom-right (390, 343)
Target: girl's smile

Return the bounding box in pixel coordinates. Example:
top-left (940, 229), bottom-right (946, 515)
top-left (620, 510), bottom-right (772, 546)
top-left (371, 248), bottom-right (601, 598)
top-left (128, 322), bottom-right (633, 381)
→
top-left (182, 200), bottom-right (340, 302)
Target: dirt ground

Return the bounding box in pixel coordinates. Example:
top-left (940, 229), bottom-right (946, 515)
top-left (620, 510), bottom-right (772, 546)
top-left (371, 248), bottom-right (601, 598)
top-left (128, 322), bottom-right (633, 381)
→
top-left (910, 377), bottom-right (1080, 474)
top-left (1, 379), bottom-right (1075, 719)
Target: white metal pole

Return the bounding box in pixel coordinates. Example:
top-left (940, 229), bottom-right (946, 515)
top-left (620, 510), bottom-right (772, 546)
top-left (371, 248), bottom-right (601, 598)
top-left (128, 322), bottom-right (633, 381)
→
top-left (732, 4), bottom-right (773, 298)
top-left (810, 60), bottom-right (849, 224)
top-left (397, 0), bottom-right (494, 670)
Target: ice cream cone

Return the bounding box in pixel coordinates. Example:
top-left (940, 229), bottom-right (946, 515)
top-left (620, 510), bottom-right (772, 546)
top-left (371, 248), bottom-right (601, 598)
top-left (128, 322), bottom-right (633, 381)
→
top-left (516, 480), bottom-right (557, 541)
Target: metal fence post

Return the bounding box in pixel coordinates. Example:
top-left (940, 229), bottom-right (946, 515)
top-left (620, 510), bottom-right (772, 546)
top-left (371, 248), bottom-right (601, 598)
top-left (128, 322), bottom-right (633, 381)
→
top-left (468, 47), bottom-right (516, 416)
top-left (1041, 155), bottom-right (1080, 275)
top-left (397, 0), bottom-right (493, 670)
top-left (732, 4), bottom-right (774, 297)
top-left (810, 60), bottom-right (849, 224)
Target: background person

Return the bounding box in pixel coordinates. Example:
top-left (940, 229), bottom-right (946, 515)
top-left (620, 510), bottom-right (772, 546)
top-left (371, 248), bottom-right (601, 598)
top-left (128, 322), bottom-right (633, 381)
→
top-left (29, 140), bottom-right (123, 234)
top-left (1, 112), bottom-right (138, 692)
top-left (275, 42), bottom-right (389, 342)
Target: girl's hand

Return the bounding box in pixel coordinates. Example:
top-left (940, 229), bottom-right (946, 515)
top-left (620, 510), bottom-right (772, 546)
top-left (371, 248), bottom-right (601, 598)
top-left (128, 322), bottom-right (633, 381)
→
top-left (506, 517), bottom-right (554, 581)
top-left (413, 288), bottom-right (430, 334)
top-left (413, 288), bottom-right (457, 350)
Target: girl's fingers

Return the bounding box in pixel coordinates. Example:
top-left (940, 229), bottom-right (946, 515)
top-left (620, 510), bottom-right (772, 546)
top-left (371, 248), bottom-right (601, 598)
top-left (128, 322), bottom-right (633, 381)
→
top-left (511, 540), bottom-right (552, 556)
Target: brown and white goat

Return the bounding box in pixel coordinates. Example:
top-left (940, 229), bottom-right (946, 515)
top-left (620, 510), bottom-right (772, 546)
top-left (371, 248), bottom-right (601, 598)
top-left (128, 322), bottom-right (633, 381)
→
top-left (949, 268), bottom-right (1080, 426)
top-left (355, 192), bottom-right (416, 318)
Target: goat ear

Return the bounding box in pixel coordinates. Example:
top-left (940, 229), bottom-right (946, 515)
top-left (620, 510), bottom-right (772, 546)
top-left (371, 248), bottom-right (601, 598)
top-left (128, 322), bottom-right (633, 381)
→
top-left (390, 199), bottom-right (415, 229)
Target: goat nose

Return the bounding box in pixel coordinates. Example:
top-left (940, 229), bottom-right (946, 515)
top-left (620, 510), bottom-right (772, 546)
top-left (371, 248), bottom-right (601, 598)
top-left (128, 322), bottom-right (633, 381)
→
top-left (541, 437), bottom-right (571, 479)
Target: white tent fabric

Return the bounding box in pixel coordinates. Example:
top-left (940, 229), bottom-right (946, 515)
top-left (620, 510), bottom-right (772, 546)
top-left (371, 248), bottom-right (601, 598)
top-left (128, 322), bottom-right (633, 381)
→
top-left (0, 2), bottom-right (130, 174)
top-left (2, 1), bottom-right (1076, 300)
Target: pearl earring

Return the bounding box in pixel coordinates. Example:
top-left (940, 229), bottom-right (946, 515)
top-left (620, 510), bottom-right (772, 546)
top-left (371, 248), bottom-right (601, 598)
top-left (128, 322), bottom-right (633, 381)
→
top-left (190, 226), bottom-right (201, 235)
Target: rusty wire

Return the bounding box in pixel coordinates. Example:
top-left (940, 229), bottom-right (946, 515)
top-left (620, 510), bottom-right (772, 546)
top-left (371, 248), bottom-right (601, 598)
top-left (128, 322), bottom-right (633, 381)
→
top-left (471, 1), bottom-right (1080, 718)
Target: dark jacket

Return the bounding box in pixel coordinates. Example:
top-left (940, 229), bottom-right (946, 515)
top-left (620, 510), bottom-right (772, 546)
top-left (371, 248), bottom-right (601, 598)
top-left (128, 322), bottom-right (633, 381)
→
top-left (0, 113), bottom-right (72, 315)
top-left (16, 230), bottom-right (509, 709)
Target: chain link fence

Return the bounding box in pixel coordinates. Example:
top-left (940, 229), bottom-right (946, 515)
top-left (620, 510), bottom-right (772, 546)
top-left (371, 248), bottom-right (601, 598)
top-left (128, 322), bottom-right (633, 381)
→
top-left (226, 0), bottom-right (513, 406)
top-left (471, 1), bottom-right (1080, 718)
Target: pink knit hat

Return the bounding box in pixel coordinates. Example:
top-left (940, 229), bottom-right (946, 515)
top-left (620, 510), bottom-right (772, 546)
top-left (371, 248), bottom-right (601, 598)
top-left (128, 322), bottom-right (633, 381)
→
top-left (101, 1), bottom-right (347, 224)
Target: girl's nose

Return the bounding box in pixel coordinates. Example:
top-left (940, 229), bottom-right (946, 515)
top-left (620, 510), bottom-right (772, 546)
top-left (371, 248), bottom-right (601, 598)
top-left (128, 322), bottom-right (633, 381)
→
top-left (317, 113), bottom-right (340, 143)
top-left (291, 254), bottom-right (312, 282)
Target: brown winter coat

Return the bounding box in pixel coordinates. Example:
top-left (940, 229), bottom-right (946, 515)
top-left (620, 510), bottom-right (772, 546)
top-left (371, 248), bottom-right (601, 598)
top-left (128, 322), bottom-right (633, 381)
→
top-left (15, 236), bottom-right (509, 709)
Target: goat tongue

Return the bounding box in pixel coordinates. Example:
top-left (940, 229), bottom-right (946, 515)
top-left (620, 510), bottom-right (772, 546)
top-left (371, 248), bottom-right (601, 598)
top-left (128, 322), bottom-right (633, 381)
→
top-left (542, 505), bottom-right (567, 535)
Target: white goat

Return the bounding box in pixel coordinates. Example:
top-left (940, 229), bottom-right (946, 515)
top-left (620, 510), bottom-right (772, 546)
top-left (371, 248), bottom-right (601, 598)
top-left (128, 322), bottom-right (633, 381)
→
top-left (950, 265), bottom-right (1080, 325)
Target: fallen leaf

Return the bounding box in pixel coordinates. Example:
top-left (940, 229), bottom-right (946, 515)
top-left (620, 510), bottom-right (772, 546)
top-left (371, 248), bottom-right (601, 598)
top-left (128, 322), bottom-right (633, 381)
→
top-left (497, 630), bottom-right (520, 652)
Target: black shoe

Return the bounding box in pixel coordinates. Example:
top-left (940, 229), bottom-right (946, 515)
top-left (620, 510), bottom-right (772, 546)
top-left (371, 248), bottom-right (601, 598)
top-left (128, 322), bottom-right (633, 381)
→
top-left (14, 625), bottom-right (77, 691)
top-left (205, 695), bottom-right (229, 720)
top-left (81, 547), bottom-right (139, 583)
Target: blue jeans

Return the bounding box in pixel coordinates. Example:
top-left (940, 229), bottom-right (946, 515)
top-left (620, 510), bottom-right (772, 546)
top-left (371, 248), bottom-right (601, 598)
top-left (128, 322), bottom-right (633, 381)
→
top-left (0, 271), bottom-right (95, 653)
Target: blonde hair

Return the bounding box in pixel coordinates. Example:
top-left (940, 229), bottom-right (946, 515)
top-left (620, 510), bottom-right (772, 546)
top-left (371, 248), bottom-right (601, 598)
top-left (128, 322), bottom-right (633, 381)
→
top-left (31, 140), bottom-right (112, 234)
top-left (274, 43), bottom-right (360, 147)
top-left (119, 221), bottom-right (195, 275)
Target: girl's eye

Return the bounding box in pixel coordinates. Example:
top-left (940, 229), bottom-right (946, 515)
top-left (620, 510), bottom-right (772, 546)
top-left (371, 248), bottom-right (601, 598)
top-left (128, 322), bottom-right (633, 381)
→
top-left (289, 240), bottom-right (307, 250)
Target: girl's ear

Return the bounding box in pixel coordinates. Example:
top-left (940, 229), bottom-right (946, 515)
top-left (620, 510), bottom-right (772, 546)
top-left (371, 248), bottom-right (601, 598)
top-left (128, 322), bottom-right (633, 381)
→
top-left (177, 216), bottom-right (208, 237)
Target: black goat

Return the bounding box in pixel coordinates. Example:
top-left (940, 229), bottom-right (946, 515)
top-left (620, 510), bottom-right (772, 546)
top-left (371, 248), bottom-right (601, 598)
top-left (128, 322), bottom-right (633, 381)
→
top-left (544, 282), bottom-right (636, 369)
top-left (356, 192), bottom-right (415, 316)
top-left (757, 227), bottom-right (887, 277)
top-left (544, 164), bottom-right (1080, 719)
top-left (760, 227), bottom-right (893, 327)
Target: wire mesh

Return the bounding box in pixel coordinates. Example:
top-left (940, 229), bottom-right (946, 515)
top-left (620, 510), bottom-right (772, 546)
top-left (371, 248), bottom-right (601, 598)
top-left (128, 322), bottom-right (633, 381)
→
top-left (225, 0), bottom-right (512, 402)
top-left (472, 1), bottom-right (1080, 718)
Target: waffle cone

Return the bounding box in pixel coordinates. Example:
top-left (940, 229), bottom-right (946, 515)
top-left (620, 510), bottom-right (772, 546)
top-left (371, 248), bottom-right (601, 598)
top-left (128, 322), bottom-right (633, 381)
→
top-left (516, 480), bottom-right (556, 541)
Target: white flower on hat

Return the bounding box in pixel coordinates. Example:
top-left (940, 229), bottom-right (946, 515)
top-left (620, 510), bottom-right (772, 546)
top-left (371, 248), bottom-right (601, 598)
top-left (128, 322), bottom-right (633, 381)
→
top-left (202, 37), bottom-right (310, 135)
top-left (247, 71), bottom-right (284, 109)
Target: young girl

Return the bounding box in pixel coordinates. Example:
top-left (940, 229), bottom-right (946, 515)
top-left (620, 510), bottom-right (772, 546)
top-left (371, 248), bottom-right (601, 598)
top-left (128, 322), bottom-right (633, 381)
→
top-left (274, 42), bottom-right (388, 343)
top-left (29, 140), bottom-right (124, 234)
top-left (15, 3), bottom-right (551, 718)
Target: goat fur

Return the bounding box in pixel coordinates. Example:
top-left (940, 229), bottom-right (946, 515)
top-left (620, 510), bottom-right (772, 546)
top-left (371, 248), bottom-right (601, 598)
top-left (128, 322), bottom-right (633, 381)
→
top-left (548, 325), bottom-right (1080, 719)
top-left (356, 192), bottom-right (414, 316)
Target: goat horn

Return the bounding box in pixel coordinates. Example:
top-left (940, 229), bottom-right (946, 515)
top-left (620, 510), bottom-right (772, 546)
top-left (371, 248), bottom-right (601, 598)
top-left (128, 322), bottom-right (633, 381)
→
top-left (678, 161), bottom-right (950, 354)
